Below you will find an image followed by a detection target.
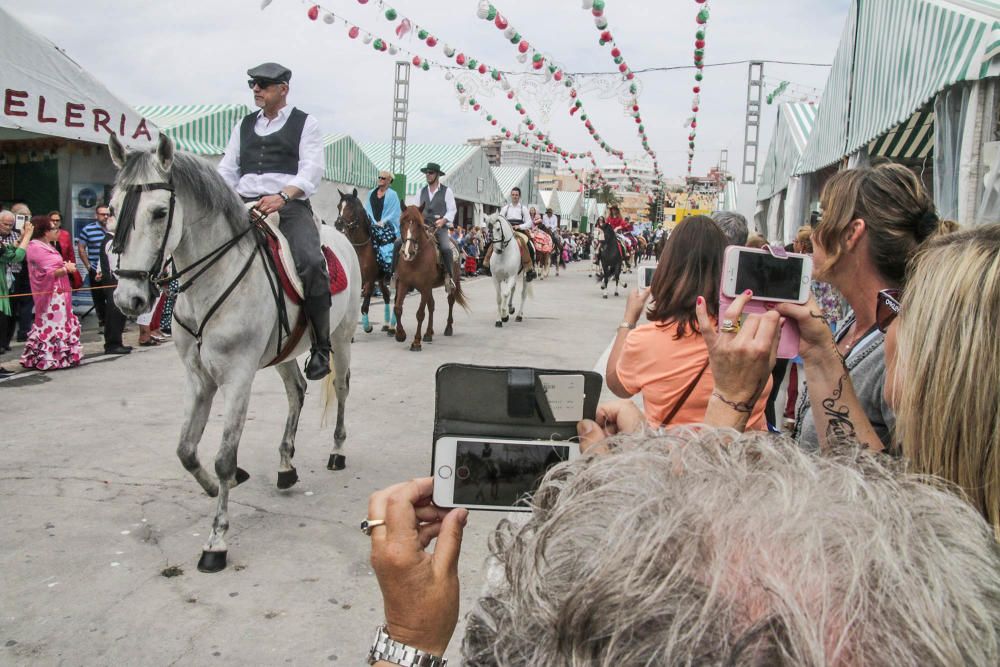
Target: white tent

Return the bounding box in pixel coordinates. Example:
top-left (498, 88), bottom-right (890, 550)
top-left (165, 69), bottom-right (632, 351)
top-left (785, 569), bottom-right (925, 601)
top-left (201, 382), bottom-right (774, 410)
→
top-left (0, 6), bottom-right (155, 147)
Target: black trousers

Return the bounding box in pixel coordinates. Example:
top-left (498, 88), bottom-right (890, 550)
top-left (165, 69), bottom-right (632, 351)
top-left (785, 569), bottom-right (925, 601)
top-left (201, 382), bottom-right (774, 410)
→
top-left (0, 311), bottom-right (13, 350)
top-left (88, 268), bottom-right (107, 325)
top-left (434, 226), bottom-right (454, 270)
top-left (249, 198), bottom-right (329, 300)
top-left (11, 270), bottom-right (32, 339)
top-left (103, 282), bottom-right (127, 350)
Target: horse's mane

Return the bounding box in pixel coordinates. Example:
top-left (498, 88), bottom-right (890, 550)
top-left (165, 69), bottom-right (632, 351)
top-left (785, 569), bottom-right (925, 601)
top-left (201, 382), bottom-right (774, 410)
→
top-left (116, 149), bottom-right (248, 232)
top-left (400, 205), bottom-right (424, 228)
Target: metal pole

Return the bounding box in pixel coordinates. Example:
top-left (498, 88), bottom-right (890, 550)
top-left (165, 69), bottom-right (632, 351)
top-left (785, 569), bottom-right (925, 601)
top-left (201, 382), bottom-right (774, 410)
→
top-left (742, 61), bottom-right (764, 184)
top-left (390, 61), bottom-right (411, 197)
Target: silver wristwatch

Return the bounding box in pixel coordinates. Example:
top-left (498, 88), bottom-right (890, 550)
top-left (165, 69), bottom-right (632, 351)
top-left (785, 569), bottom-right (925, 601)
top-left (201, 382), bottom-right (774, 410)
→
top-left (367, 625), bottom-right (447, 666)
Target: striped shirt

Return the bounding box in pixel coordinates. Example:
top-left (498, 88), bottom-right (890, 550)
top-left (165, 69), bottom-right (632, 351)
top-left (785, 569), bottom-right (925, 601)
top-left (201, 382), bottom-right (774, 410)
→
top-left (76, 221), bottom-right (107, 267)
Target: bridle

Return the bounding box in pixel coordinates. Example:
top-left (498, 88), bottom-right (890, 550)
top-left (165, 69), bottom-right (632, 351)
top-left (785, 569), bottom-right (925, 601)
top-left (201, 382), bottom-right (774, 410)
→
top-left (493, 217), bottom-right (512, 252)
top-left (111, 179), bottom-right (286, 350)
top-left (335, 199), bottom-right (371, 248)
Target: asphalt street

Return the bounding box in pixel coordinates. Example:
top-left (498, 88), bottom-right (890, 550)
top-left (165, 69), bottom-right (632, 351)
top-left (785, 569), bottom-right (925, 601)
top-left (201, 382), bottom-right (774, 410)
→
top-left (0, 261), bottom-right (634, 665)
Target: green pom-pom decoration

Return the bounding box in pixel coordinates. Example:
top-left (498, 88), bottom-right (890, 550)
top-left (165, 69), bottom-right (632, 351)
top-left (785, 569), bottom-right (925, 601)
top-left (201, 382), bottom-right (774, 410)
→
top-left (580, 114), bottom-right (588, 120)
top-left (614, 56), bottom-right (623, 65)
top-left (487, 5), bottom-right (497, 20)
top-left (385, 8), bottom-right (397, 20)
top-left (418, 29), bottom-right (429, 40)
top-left (695, 72), bottom-right (703, 81)
top-left (629, 84), bottom-right (638, 94)
top-left (564, 80), bottom-right (572, 88)
top-left (697, 8), bottom-right (710, 23)
top-left (639, 124), bottom-right (645, 132)
top-left (695, 49), bottom-right (704, 57)
top-left (592, 0), bottom-right (605, 11)
top-left (421, 61), bottom-right (430, 71)
top-left (486, 114), bottom-right (493, 121)
top-left (511, 32), bottom-right (521, 44)
top-left (532, 53), bottom-right (542, 63)
top-left (468, 58), bottom-right (477, 69)
top-left (373, 38), bottom-right (384, 50)
top-left (696, 29), bottom-right (705, 40)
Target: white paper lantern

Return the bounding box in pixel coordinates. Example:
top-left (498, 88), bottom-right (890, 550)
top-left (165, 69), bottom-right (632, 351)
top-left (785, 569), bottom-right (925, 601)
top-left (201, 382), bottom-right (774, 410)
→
top-left (476, 1), bottom-right (491, 20)
top-left (322, 12), bottom-right (335, 24)
top-left (517, 52), bottom-right (528, 63)
top-left (389, 45), bottom-right (398, 55)
top-left (504, 26), bottom-right (516, 39)
top-left (362, 33), bottom-right (373, 44)
top-left (443, 44), bottom-right (456, 57)
top-left (595, 16), bottom-right (608, 29)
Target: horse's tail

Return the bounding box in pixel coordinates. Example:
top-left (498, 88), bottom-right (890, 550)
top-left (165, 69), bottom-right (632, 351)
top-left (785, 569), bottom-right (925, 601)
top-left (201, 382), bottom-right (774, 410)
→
top-left (452, 278), bottom-right (471, 312)
top-left (319, 351), bottom-right (337, 428)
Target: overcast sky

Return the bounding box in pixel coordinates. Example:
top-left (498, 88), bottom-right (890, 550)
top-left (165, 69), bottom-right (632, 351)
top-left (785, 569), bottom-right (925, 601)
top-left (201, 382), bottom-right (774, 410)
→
top-left (7, 0), bottom-right (850, 200)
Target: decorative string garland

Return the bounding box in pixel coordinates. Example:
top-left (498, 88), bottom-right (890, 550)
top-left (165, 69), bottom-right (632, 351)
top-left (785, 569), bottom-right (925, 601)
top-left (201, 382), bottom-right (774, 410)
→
top-left (685, 1), bottom-right (711, 175)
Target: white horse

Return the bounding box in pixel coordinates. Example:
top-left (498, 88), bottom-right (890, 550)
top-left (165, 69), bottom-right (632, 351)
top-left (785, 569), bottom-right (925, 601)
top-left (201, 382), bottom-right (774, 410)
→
top-left (108, 133), bottom-right (361, 573)
top-left (487, 213), bottom-right (530, 327)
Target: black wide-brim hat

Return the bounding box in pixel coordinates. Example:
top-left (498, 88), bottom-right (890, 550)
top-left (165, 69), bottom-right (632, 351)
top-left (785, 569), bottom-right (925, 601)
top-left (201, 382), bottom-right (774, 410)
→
top-left (247, 62), bottom-right (292, 83)
top-left (420, 162), bottom-right (445, 175)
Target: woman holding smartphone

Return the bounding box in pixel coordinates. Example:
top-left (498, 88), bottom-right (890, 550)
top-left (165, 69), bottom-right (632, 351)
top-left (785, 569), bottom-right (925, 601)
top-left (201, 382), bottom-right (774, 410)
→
top-left (791, 163), bottom-right (949, 452)
top-left (605, 216), bottom-right (770, 430)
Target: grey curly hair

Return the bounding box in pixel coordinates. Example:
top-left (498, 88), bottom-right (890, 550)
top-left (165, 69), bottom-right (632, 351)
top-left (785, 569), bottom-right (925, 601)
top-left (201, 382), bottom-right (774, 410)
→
top-left (462, 429), bottom-right (1000, 666)
top-left (712, 210), bottom-right (749, 246)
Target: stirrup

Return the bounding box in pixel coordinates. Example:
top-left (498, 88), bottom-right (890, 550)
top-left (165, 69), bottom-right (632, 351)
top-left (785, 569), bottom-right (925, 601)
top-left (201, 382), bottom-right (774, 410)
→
top-left (305, 346), bottom-right (331, 380)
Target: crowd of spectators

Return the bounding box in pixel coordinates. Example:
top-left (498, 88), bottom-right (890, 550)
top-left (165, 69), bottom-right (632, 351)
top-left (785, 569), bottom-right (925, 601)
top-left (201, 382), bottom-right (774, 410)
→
top-left (364, 163), bottom-right (1000, 664)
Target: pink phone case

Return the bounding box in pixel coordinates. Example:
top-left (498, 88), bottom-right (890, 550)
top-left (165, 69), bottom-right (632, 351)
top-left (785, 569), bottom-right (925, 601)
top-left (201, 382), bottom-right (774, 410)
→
top-left (718, 293), bottom-right (800, 359)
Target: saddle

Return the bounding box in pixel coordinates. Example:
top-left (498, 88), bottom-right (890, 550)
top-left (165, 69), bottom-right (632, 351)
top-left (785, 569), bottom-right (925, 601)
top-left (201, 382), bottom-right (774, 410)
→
top-left (249, 205), bottom-right (348, 305)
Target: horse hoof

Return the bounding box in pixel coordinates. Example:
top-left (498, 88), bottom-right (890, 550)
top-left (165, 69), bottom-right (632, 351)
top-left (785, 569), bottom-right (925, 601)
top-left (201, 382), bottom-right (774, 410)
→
top-left (410, 343), bottom-right (422, 352)
top-left (614, 292), bottom-right (619, 297)
top-left (395, 331), bottom-right (406, 343)
top-left (502, 316), bottom-right (509, 323)
top-left (495, 321), bottom-right (503, 328)
top-left (381, 325), bottom-right (390, 332)
top-left (386, 328), bottom-right (395, 336)
top-left (276, 467), bottom-right (299, 490)
top-left (197, 550), bottom-right (227, 573)
top-left (509, 306), bottom-right (515, 315)
top-left (515, 316), bottom-right (523, 322)
top-left (234, 467), bottom-right (250, 487)
top-left (327, 454), bottom-right (346, 471)
top-left (364, 325), bottom-right (374, 334)
top-left (424, 334), bottom-right (433, 343)
top-left (444, 327), bottom-right (453, 336)
top-left (603, 294), bottom-right (608, 299)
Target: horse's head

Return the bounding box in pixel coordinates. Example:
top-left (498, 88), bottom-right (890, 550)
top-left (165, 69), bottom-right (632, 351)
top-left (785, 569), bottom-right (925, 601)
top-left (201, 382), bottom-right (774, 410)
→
top-left (107, 132), bottom-right (185, 317)
top-left (486, 213), bottom-right (506, 243)
top-left (399, 205), bottom-right (425, 262)
top-left (335, 188), bottom-right (367, 237)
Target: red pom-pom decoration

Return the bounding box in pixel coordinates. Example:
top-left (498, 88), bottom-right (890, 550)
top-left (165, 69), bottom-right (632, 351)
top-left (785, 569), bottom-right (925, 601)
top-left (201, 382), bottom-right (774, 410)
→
top-left (307, 5), bottom-right (319, 20)
top-left (349, 26), bottom-right (360, 39)
top-left (456, 53), bottom-right (466, 65)
top-left (494, 13), bottom-right (508, 29)
top-left (611, 47), bottom-right (621, 58)
top-left (411, 55), bottom-right (421, 66)
top-left (478, 63), bottom-right (487, 74)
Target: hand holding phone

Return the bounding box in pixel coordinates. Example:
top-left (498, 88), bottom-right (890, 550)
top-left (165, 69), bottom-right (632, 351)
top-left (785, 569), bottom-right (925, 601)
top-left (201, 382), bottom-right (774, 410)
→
top-left (14, 214), bottom-right (27, 232)
top-left (638, 265), bottom-right (656, 289)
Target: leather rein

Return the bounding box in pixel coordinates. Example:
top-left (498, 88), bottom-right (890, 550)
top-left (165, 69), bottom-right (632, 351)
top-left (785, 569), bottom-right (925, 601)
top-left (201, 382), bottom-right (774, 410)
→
top-left (113, 181), bottom-right (291, 357)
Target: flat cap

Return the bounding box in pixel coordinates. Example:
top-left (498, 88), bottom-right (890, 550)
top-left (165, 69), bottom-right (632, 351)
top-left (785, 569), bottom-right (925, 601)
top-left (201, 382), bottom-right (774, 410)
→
top-left (247, 62), bottom-right (292, 83)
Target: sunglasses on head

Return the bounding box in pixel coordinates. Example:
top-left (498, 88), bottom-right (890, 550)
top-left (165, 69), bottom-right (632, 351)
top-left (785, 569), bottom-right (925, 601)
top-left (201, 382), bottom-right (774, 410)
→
top-left (876, 289), bottom-right (901, 333)
top-left (248, 78), bottom-right (282, 89)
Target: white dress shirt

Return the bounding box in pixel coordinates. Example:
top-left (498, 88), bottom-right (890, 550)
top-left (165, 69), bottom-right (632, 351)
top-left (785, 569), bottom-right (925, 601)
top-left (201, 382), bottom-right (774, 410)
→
top-left (423, 183), bottom-right (457, 227)
top-left (541, 214), bottom-right (559, 232)
top-left (501, 203), bottom-right (532, 231)
top-left (217, 106), bottom-right (324, 199)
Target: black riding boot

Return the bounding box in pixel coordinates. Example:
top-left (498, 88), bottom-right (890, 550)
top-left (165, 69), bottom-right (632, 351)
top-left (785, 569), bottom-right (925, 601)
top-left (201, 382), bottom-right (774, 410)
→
top-left (526, 243), bottom-right (537, 282)
top-left (304, 295), bottom-right (332, 381)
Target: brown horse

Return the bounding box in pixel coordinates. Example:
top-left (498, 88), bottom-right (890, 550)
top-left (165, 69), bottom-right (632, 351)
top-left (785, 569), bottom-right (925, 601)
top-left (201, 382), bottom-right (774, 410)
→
top-left (394, 206), bottom-right (469, 351)
top-left (334, 189), bottom-right (393, 334)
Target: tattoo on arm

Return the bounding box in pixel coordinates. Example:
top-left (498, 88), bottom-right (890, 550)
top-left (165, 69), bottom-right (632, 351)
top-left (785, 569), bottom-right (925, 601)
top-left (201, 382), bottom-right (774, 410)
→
top-left (712, 392), bottom-right (755, 414)
top-left (822, 374), bottom-right (858, 442)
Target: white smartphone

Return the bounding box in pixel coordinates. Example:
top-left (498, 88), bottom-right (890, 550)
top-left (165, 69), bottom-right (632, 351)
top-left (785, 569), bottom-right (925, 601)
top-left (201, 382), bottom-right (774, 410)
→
top-left (432, 436), bottom-right (580, 511)
top-left (721, 246), bottom-right (813, 304)
top-left (639, 265), bottom-right (656, 289)
top-left (14, 214), bottom-right (27, 232)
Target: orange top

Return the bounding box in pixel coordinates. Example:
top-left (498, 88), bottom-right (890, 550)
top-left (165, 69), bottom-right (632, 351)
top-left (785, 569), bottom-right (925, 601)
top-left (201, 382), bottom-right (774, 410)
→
top-left (616, 321), bottom-right (771, 430)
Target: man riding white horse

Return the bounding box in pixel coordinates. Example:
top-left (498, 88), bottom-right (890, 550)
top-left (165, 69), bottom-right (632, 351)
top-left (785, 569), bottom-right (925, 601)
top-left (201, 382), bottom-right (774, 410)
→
top-left (217, 62), bottom-right (331, 381)
top-left (484, 186), bottom-right (536, 281)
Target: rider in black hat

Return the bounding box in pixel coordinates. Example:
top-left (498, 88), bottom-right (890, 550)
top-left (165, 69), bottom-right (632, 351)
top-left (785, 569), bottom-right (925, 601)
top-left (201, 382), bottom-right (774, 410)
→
top-left (218, 62), bottom-right (332, 381)
top-left (416, 162), bottom-right (459, 292)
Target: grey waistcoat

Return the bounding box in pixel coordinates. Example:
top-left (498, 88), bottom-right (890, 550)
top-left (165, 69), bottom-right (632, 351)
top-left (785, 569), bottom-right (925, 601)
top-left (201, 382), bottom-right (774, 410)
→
top-left (420, 185), bottom-right (448, 222)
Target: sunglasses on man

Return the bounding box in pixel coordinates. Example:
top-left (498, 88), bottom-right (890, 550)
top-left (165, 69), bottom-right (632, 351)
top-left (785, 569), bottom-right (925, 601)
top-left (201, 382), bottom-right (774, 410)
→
top-left (247, 78), bottom-right (283, 90)
top-left (876, 289), bottom-right (901, 333)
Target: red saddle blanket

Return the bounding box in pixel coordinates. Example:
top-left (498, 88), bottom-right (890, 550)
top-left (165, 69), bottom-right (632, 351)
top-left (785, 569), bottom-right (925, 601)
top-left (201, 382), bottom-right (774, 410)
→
top-left (265, 235), bottom-right (348, 305)
top-left (530, 229), bottom-right (554, 254)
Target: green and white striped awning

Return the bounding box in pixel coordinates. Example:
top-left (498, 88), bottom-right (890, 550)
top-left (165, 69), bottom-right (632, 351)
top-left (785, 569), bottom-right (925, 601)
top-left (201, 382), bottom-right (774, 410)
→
top-left (539, 190), bottom-right (561, 216)
top-left (757, 102), bottom-right (818, 201)
top-left (868, 105), bottom-right (935, 159)
top-left (556, 190), bottom-right (583, 221)
top-left (360, 142), bottom-right (505, 205)
top-left (798, 0), bottom-right (1000, 175)
top-left (491, 165), bottom-right (543, 208)
top-left (134, 104), bottom-right (251, 155)
top-left (323, 134), bottom-right (379, 188)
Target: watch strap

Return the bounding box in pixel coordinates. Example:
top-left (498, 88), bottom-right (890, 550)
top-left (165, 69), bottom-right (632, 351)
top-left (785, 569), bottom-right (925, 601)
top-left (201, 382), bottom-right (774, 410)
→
top-left (278, 191), bottom-right (291, 202)
top-left (367, 625), bottom-right (447, 666)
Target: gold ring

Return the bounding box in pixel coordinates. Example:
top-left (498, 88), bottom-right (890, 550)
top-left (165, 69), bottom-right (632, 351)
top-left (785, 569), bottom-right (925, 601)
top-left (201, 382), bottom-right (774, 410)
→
top-left (719, 319), bottom-right (741, 334)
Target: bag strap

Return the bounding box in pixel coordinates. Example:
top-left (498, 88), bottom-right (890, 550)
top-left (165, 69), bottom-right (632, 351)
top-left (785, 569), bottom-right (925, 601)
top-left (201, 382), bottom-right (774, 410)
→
top-left (659, 359), bottom-right (710, 428)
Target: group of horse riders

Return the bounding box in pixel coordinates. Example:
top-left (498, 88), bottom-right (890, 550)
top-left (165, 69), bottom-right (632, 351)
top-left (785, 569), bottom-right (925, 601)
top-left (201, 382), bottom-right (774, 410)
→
top-left (219, 60), bottom-right (584, 382)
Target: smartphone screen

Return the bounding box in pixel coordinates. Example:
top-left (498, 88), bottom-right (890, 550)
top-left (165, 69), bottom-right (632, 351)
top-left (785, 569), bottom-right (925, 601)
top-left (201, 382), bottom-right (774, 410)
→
top-left (735, 252), bottom-right (805, 300)
top-left (641, 266), bottom-right (655, 289)
top-left (453, 440), bottom-right (571, 507)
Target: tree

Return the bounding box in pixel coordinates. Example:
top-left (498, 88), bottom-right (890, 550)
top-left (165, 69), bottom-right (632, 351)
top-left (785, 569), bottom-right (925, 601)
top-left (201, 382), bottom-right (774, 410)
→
top-left (596, 185), bottom-right (621, 207)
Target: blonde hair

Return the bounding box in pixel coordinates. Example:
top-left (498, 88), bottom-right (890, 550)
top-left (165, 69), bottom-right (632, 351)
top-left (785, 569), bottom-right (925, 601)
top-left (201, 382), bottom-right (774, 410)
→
top-left (795, 225), bottom-right (814, 253)
top-left (895, 224), bottom-right (1000, 539)
top-left (814, 163), bottom-right (941, 284)
top-left (745, 233), bottom-right (766, 249)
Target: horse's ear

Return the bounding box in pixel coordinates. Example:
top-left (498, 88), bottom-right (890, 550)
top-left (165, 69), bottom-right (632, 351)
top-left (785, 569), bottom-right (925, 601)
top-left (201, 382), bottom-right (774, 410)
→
top-left (338, 189), bottom-right (346, 199)
top-left (352, 188), bottom-right (358, 198)
top-left (155, 132), bottom-right (174, 172)
top-left (108, 133), bottom-right (128, 169)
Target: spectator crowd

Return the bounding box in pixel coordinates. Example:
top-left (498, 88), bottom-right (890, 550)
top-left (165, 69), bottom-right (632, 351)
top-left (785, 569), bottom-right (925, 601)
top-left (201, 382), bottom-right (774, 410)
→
top-left (364, 162), bottom-right (1000, 665)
